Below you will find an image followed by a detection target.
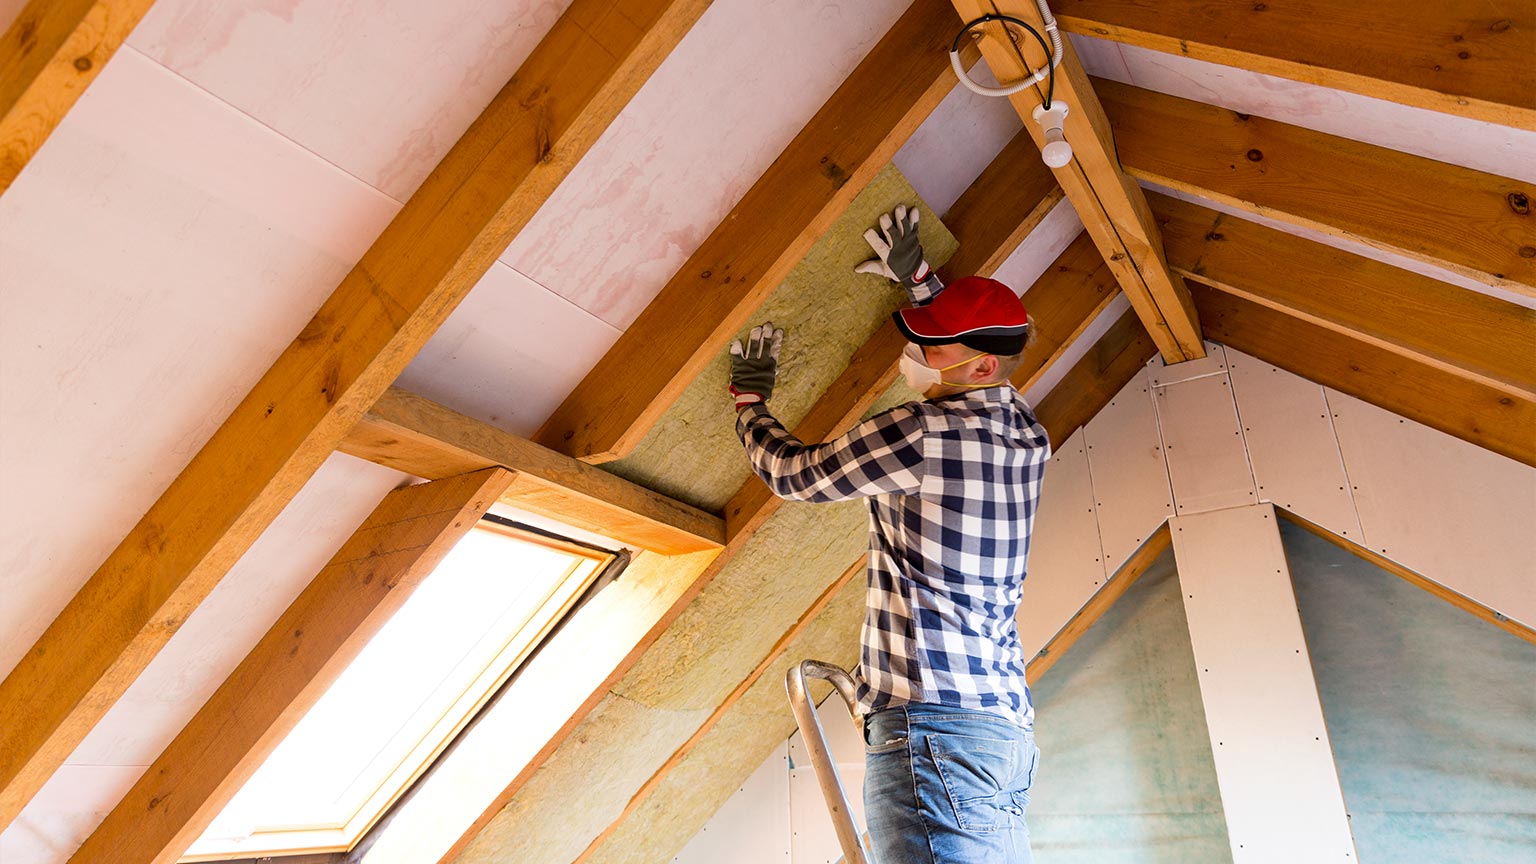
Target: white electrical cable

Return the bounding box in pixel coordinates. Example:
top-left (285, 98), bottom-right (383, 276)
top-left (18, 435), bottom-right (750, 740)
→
top-left (948, 0), bottom-right (1064, 98)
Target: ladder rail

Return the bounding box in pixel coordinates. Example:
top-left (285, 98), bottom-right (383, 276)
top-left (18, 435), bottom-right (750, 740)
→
top-left (785, 659), bottom-right (873, 864)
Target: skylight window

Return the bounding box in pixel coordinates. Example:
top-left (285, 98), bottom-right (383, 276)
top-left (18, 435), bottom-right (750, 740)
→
top-left (181, 520), bottom-right (612, 862)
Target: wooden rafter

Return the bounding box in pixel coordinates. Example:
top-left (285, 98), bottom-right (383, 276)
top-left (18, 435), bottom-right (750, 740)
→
top-left (0, 0), bottom-right (157, 194)
top-left (1009, 231), bottom-right (1121, 393)
top-left (1154, 192), bottom-right (1536, 400)
top-left (0, 0), bottom-right (710, 828)
top-left (1192, 284), bottom-right (1536, 468)
top-left (67, 469), bottom-right (513, 864)
top-left (725, 128), bottom-right (1061, 541)
top-left (947, 0), bottom-right (1204, 364)
top-left (339, 388), bottom-right (723, 554)
top-left (1055, 0), bottom-right (1536, 128)
top-left (1099, 78), bottom-right (1536, 294)
top-left (535, 0), bottom-right (980, 464)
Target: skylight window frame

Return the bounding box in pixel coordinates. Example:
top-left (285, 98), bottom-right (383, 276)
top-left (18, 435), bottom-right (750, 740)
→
top-left (181, 520), bottom-right (615, 863)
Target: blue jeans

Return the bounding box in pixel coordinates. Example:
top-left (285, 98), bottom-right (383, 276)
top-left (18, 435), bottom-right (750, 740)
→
top-left (863, 703), bottom-right (1039, 864)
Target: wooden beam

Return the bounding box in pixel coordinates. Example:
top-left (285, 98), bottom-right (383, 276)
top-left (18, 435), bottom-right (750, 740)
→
top-left (339, 388), bottom-right (723, 555)
top-left (0, 0), bottom-right (157, 194)
top-left (68, 469), bottom-right (513, 864)
top-left (1153, 192), bottom-right (1536, 400)
top-left (535, 0), bottom-right (980, 463)
top-left (1033, 306), bottom-right (1157, 447)
top-left (1098, 78), bottom-right (1536, 295)
top-left (948, 0), bottom-right (1204, 363)
top-left (0, 0), bottom-right (709, 829)
top-left (1055, 0), bottom-right (1536, 128)
top-left (1192, 283), bottom-right (1536, 468)
top-left (1277, 509), bottom-right (1536, 646)
top-left (1027, 524), bottom-right (1170, 680)
top-left (724, 129), bottom-right (1061, 541)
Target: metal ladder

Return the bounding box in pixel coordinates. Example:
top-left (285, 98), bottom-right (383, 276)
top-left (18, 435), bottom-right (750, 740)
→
top-left (784, 659), bottom-right (874, 864)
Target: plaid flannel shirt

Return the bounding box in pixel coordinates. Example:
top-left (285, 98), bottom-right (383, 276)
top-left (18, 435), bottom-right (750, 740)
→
top-left (736, 383), bottom-right (1050, 727)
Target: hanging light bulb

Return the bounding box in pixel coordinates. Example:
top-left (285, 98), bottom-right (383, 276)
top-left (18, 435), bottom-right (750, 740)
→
top-left (1032, 102), bottom-right (1072, 168)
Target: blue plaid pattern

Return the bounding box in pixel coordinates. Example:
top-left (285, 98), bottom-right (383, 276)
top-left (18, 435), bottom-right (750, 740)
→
top-left (735, 384), bottom-right (1050, 727)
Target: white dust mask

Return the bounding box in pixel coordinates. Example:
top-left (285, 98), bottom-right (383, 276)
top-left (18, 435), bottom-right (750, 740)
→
top-left (900, 343), bottom-right (988, 392)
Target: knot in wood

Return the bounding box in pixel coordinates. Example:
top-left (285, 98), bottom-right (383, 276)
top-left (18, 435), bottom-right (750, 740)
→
top-left (1491, 19), bottom-right (1512, 33)
top-left (1245, 149), bottom-right (1263, 162)
top-left (73, 55), bottom-right (92, 72)
top-left (1507, 191), bottom-right (1530, 215)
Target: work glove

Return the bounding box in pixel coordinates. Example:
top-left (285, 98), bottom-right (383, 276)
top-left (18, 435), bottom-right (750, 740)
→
top-left (729, 322), bottom-right (783, 411)
top-left (855, 204), bottom-right (933, 290)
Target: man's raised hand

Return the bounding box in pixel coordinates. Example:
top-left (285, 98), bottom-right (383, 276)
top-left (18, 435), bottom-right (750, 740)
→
top-left (728, 322), bottom-right (784, 411)
top-left (855, 204), bottom-right (932, 288)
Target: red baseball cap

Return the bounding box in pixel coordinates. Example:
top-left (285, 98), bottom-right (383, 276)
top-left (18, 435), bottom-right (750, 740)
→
top-left (893, 276), bottom-right (1030, 354)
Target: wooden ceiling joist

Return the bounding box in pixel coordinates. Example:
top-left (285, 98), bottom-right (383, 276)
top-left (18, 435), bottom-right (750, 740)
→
top-left (948, 0), bottom-right (1204, 364)
top-left (339, 388), bottom-right (723, 554)
top-left (725, 128), bottom-right (1061, 541)
top-left (67, 468), bottom-right (513, 864)
top-left (0, 0), bottom-right (710, 829)
top-left (1055, 0), bottom-right (1536, 128)
top-left (1008, 231), bottom-right (1122, 394)
top-left (1098, 78), bottom-right (1536, 295)
top-left (0, 0), bottom-right (157, 194)
top-left (1193, 284), bottom-right (1536, 468)
top-left (536, 0), bottom-right (979, 464)
top-left (1154, 192), bottom-right (1536, 401)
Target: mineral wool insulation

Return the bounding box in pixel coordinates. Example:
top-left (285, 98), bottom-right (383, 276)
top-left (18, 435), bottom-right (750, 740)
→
top-left (452, 166), bottom-right (954, 864)
top-left (606, 163), bottom-right (957, 512)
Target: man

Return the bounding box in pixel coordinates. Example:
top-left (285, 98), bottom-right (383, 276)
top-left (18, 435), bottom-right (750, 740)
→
top-left (728, 205), bottom-right (1051, 863)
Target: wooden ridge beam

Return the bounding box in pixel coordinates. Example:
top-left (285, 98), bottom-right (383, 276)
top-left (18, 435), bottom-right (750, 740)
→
top-left (1098, 78), bottom-right (1536, 295)
top-left (68, 469), bottom-right (513, 864)
top-left (339, 388), bottom-right (723, 554)
top-left (0, 0), bottom-right (157, 194)
top-left (1153, 192), bottom-right (1536, 400)
top-left (724, 128), bottom-right (1061, 541)
top-left (1033, 306), bottom-right (1157, 447)
top-left (948, 0), bottom-right (1204, 364)
top-left (535, 0), bottom-right (979, 463)
top-left (1192, 284), bottom-right (1536, 468)
top-left (1055, 0), bottom-right (1536, 128)
top-left (0, 0), bottom-right (709, 828)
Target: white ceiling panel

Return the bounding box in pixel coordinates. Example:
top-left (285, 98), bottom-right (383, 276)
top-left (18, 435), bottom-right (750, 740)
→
top-left (0, 765), bottom-right (146, 864)
top-left (0, 47), bottom-right (397, 678)
top-left (499, 0), bottom-right (910, 328)
top-left (893, 66), bottom-right (1023, 218)
top-left (128, 0), bottom-right (570, 201)
top-left (398, 263), bottom-right (622, 436)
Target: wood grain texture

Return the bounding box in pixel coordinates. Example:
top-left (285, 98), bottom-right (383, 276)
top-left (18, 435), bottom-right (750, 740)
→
top-left (339, 388), bottom-right (724, 554)
top-left (1034, 307), bottom-right (1158, 447)
top-left (0, 0), bottom-right (710, 828)
top-left (535, 0), bottom-right (977, 463)
top-left (1099, 78), bottom-right (1536, 294)
top-left (723, 130), bottom-right (1060, 543)
top-left (1153, 192), bottom-right (1536, 399)
top-left (1056, 0), bottom-right (1536, 128)
top-left (1027, 524), bottom-right (1171, 681)
top-left (67, 470), bottom-right (513, 864)
top-left (0, 0), bottom-right (157, 193)
top-left (1278, 509), bottom-right (1535, 646)
top-left (949, 0), bottom-right (1204, 363)
top-left (1194, 284), bottom-right (1536, 467)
